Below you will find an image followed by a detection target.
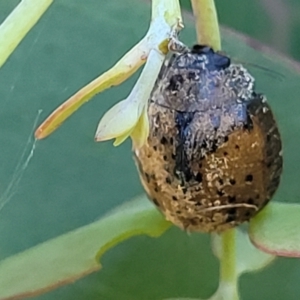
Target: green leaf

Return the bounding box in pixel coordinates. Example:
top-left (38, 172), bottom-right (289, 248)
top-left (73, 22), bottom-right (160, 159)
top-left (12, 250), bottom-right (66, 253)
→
top-left (1, 0), bottom-right (300, 300)
top-left (249, 202), bottom-right (300, 257)
top-left (209, 229), bottom-right (274, 300)
top-left (165, 298), bottom-right (199, 300)
top-left (0, 0), bottom-right (53, 68)
top-left (166, 229), bottom-right (275, 300)
top-left (0, 196), bottom-right (171, 300)
top-left (212, 229), bottom-right (275, 276)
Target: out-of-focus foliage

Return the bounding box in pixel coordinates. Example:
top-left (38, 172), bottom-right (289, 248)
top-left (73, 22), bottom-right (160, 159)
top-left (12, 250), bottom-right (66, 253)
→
top-left (182, 0), bottom-right (300, 61)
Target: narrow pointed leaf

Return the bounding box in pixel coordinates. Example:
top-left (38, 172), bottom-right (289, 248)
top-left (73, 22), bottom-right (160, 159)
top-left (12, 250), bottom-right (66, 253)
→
top-left (95, 99), bottom-right (139, 142)
top-left (35, 39), bottom-right (148, 139)
top-left (113, 128), bottom-right (134, 146)
top-left (0, 0), bottom-right (53, 68)
top-left (95, 49), bottom-right (163, 144)
top-left (131, 108), bottom-right (149, 148)
top-left (0, 196), bottom-right (171, 300)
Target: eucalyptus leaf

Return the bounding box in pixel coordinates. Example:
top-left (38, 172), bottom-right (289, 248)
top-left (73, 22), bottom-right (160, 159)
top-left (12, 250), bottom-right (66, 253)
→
top-left (0, 196), bottom-right (171, 300)
top-left (212, 229), bottom-right (275, 276)
top-left (249, 202), bottom-right (300, 257)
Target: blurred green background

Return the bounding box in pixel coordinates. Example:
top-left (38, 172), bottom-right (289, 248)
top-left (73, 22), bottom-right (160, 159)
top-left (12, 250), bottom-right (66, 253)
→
top-left (1, 1), bottom-right (300, 300)
top-left (182, 0), bottom-right (300, 61)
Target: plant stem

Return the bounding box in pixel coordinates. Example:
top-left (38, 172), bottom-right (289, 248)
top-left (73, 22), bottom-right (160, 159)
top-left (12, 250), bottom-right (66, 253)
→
top-left (217, 229), bottom-right (239, 300)
top-left (220, 229), bottom-right (236, 281)
top-left (152, 0), bottom-right (182, 27)
top-left (190, 0), bottom-right (221, 51)
top-left (0, 0), bottom-right (53, 68)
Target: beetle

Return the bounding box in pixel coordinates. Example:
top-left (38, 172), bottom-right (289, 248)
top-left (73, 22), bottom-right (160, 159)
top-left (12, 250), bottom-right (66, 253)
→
top-left (134, 44), bottom-right (283, 233)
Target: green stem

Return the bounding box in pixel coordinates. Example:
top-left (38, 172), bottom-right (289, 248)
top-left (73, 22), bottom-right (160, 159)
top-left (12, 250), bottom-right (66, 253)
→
top-left (190, 0), bottom-right (221, 51)
top-left (220, 229), bottom-right (236, 281)
top-left (217, 229), bottom-right (239, 300)
top-left (0, 0), bottom-right (53, 68)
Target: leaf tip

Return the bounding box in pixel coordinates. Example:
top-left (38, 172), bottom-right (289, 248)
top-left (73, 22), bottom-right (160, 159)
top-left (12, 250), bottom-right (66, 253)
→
top-left (34, 122), bottom-right (53, 140)
top-left (34, 127), bottom-right (45, 140)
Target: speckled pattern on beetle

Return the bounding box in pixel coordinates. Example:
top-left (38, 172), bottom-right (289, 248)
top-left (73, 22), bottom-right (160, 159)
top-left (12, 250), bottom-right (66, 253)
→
top-left (134, 45), bottom-right (283, 233)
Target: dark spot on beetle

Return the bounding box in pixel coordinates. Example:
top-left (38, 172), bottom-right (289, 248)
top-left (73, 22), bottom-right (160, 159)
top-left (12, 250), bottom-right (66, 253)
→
top-left (245, 174), bottom-right (253, 182)
top-left (167, 74), bottom-right (184, 91)
top-left (172, 196), bottom-right (178, 201)
top-left (150, 174), bottom-right (156, 180)
top-left (153, 145), bottom-right (157, 151)
top-left (191, 46), bottom-right (231, 71)
top-left (195, 172), bottom-right (202, 182)
top-left (245, 211), bottom-right (251, 217)
top-left (223, 151), bottom-right (228, 156)
top-left (190, 218), bottom-right (199, 226)
top-left (191, 44), bottom-right (207, 53)
top-left (163, 155), bottom-right (168, 161)
top-left (266, 161), bottom-right (272, 168)
top-left (243, 123), bottom-right (252, 130)
top-left (229, 178), bottom-right (236, 185)
top-left (193, 140), bottom-right (198, 149)
top-left (266, 148), bottom-right (273, 157)
top-left (145, 172), bottom-right (150, 183)
top-left (188, 71), bottom-right (196, 80)
top-left (182, 187), bottom-right (187, 194)
top-left (273, 176), bottom-right (280, 185)
top-left (231, 124), bottom-right (237, 131)
top-left (160, 136), bottom-right (168, 145)
top-left (235, 144), bottom-right (240, 150)
top-left (154, 187), bottom-right (159, 193)
top-left (248, 198), bottom-right (254, 204)
top-left (217, 190), bottom-right (224, 196)
top-left (226, 214), bottom-right (235, 222)
top-left (224, 136), bottom-right (229, 143)
top-left (218, 178), bottom-right (224, 185)
top-left (170, 137), bottom-right (174, 145)
top-left (228, 195), bottom-right (236, 203)
top-left (195, 201), bottom-right (202, 206)
top-left (174, 112), bottom-right (195, 183)
top-left (156, 114), bottom-right (160, 123)
top-left (176, 210), bottom-right (182, 214)
top-left (152, 198), bottom-right (159, 206)
top-left (228, 208), bottom-right (236, 215)
top-left (211, 140), bottom-right (218, 152)
top-left (201, 140), bottom-right (208, 149)
top-left (212, 52), bottom-right (231, 70)
top-left (165, 177), bottom-right (172, 184)
top-left (226, 207), bottom-right (237, 222)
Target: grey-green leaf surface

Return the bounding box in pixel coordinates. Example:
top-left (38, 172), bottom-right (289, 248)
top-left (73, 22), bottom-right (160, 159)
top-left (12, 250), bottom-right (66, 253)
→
top-left (212, 229), bottom-right (275, 276)
top-left (249, 202), bottom-right (300, 257)
top-left (1, 0), bottom-right (300, 300)
top-left (0, 196), bottom-right (171, 299)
